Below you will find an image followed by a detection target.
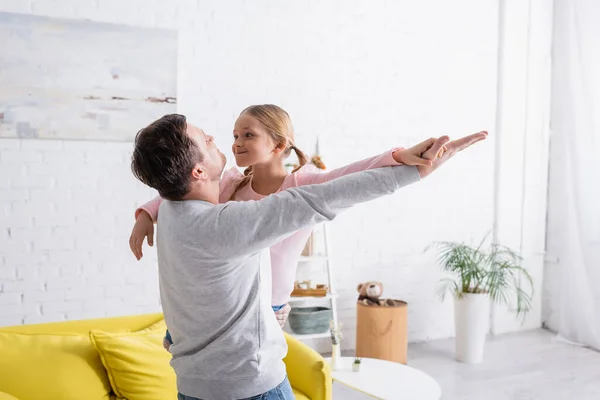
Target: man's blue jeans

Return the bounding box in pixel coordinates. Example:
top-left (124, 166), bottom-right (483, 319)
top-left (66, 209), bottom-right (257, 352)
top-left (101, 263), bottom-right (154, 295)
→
top-left (177, 376), bottom-right (294, 400)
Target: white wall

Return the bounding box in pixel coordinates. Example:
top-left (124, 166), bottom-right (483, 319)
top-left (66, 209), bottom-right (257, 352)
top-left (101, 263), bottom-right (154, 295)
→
top-left (0, 0), bottom-right (548, 348)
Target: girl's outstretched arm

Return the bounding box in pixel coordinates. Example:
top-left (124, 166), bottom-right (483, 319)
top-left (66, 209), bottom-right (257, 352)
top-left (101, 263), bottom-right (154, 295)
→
top-left (292, 143), bottom-right (439, 186)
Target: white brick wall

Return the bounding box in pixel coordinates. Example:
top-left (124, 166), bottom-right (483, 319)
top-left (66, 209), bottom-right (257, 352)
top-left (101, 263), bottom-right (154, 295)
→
top-left (0, 0), bottom-right (537, 349)
top-left (0, 136), bottom-right (160, 324)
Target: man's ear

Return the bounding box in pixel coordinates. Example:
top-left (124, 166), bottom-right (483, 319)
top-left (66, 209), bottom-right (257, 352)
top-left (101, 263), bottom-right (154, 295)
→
top-left (191, 163), bottom-right (207, 180)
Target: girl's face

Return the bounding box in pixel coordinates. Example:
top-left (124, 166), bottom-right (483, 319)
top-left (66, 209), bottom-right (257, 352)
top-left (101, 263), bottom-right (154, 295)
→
top-left (232, 113), bottom-right (282, 167)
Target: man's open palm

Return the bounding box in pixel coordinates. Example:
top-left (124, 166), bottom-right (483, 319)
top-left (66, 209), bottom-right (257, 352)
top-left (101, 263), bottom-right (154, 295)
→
top-left (416, 131), bottom-right (488, 178)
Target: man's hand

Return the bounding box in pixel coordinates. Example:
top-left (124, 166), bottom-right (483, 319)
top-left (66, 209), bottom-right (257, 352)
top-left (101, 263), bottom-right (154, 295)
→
top-left (275, 304), bottom-right (291, 328)
top-left (129, 211), bottom-right (154, 260)
top-left (416, 131), bottom-right (488, 178)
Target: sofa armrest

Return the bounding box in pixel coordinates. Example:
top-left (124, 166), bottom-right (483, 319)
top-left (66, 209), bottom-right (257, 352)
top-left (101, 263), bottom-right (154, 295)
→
top-left (283, 332), bottom-right (332, 400)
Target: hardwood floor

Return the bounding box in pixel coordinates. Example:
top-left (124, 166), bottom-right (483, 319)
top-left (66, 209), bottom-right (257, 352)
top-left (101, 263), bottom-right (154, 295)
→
top-left (327, 329), bottom-right (600, 399)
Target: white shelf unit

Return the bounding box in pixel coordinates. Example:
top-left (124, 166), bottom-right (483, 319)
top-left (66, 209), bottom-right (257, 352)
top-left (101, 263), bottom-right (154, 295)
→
top-left (287, 222), bottom-right (339, 340)
top-left (292, 331), bottom-right (331, 340)
top-left (297, 255), bottom-right (329, 262)
top-left (288, 293), bottom-right (339, 303)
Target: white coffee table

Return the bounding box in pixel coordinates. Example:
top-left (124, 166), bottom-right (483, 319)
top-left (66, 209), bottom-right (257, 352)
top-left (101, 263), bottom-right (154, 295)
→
top-left (324, 357), bottom-right (441, 400)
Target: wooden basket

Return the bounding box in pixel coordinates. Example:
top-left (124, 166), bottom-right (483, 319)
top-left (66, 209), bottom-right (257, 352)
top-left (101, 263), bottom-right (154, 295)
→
top-left (355, 300), bottom-right (408, 364)
top-left (290, 287), bottom-right (328, 297)
top-left (291, 283), bottom-right (328, 297)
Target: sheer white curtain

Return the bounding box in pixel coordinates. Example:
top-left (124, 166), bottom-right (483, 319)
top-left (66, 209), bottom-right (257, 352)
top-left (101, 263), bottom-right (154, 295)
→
top-left (546, 0), bottom-right (600, 350)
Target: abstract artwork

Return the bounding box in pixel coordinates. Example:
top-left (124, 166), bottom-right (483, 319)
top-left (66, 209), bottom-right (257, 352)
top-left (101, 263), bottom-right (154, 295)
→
top-left (0, 12), bottom-right (177, 141)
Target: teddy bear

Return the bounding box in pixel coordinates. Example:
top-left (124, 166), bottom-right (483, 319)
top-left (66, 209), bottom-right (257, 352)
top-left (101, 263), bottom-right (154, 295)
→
top-left (357, 281), bottom-right (396, 306)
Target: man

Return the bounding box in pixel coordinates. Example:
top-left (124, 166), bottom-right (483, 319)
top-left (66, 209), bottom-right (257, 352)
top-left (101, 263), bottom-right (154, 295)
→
top-left (130, 113), bottom-right (487, 400)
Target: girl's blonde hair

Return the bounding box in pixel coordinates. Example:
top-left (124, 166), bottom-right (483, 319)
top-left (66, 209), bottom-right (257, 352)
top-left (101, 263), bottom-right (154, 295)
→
top-left (230, 104), bottom-right (308, 200)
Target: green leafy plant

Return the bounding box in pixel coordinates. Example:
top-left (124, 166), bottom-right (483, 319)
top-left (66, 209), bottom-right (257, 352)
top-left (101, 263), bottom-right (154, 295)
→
top-left (427, 238), bottom-right (534, 320)
top-left (353, 357), bottom-right (362, 364)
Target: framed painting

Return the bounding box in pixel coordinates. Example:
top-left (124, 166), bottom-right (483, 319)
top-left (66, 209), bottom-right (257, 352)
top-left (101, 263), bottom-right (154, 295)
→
top-left (0, 12), bottom-right (177, 141)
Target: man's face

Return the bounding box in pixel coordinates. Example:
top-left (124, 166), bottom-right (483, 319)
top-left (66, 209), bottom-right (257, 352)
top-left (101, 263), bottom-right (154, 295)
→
top-left (186, 123), bottom-right (226, 180)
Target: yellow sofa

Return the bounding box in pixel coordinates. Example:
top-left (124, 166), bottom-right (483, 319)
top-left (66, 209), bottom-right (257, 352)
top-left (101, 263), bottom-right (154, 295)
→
top-left (0, 313), bottom-right (331, 400)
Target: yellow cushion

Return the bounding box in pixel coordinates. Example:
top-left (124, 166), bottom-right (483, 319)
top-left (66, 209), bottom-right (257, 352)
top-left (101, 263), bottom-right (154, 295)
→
top-left (0, 331), bottom-right (112, 400)
top-left (293, 389), bottom-right (310, 400)
top-left (137, 318), bottom-right (168, 333)
top-left (89, 320), bottom-right (177, 400)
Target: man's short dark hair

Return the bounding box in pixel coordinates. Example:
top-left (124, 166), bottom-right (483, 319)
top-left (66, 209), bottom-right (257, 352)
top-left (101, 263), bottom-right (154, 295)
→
top-left (131, 114), bottom-right (203, 200)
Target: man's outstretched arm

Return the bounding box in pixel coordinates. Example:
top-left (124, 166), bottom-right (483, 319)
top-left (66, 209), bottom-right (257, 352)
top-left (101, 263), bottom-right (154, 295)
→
top-left (206, 164), bottom-right (420, 258)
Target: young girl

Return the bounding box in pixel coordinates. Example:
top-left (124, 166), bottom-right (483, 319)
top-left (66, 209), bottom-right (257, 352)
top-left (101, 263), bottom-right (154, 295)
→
top-left (129, 104), bottom-right (440, 350)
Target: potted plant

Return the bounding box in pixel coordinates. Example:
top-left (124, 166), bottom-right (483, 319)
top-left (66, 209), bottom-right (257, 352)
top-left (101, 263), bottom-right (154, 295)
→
top-left (429, 238), bottom-right (533, 364)
top-left (352, 357), bottom-right (362, 372)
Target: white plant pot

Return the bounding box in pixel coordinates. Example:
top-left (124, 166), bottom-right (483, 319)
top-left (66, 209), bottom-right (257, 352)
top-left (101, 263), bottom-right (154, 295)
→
top-left (454, 293), bottom-right (489, 364)
top-left (330, 344), bottom-right (342, 371)
top-left (352, 363), bottom-right (361, 372)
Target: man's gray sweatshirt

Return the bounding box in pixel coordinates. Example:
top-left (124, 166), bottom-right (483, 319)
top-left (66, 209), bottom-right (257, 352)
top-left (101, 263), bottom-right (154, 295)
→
top-left (157, 165), bottom-right (420, 399)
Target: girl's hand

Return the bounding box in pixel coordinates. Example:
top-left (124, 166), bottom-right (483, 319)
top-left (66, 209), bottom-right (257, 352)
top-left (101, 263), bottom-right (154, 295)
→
top-left (163, 337), bottom-right (172, 353)
top-left (129, 210), bottom-right (154, 260)
top-left (275, 304), bottom-right (291, 328)
top-left (392, 141), bottom-right (447, 167)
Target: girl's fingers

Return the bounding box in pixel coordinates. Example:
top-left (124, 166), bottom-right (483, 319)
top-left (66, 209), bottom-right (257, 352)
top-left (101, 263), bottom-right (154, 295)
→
top-left (135, 238), bottom-right (143, 260)
top-left (423, 136), bottom-right (450, 160)
top-left (410, 155), bottom-right (433, 167)
top-left (437, 145), bottom-right (448, 158)
top-left (129, 236), bottom-right (138, 259)
top-left (414, 137), bottom-right (437, 153)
